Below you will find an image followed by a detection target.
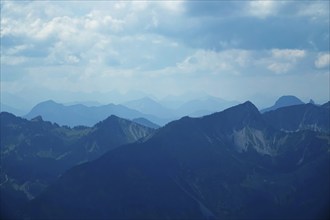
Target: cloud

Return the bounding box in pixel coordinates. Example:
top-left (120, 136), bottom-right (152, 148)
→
top-left (1, 56), bottom-right (28, 66)
top-left (176, 49), bottom-right (251, 75)
top-left (1, 0), bottom-right (329, 105)
top-left (296, 1), bottom-right (330, 22)
top-left (267, 63), bottom-right (292, 74)
top-left (177, 1), bottom-right (329, 51)
top-left (271, 49), bottom-right (306, 61)
top-left (315, 53), bottom-right (330, 69)
top-left (0, 1), bottom-right (190, 70)
top-left (246, 1), bottom-right (281, 18)
top-left (261, 49), bottom-right (306, 74)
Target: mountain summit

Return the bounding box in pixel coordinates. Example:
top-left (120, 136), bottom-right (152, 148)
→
top-left (261, 95), bottom-right (304, 113)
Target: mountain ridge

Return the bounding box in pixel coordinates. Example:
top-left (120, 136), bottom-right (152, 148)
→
top-left (0, 112), bottom-right (155, 219)
top-left (24, 100), bottom-right (167, 127)
top-left (24, 101), bottom-right (330, 219)
top-left (262, 102), bottom-right (330, 132)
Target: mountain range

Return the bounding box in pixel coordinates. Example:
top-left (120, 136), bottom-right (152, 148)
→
top-left (0, 113), bottom-right (154, 219)
top-left (24, 100), bottom-right (166, 127)
top-left (1, 100), bottom-right (328, 219)
top-left (4, 95), bottom-right (313, 129)
top-left (263, 102), bottom-right (330, 132)
top-left (0, 103), bottom-right (26, 116)
top-left (123, 97), bottom-right (176, 119)
top-left (174, 96), bottom-right (240, 117)
top-left (122, 96), bottom-right (240, 119)
top-left (22, 96), bottom-right (241, 128)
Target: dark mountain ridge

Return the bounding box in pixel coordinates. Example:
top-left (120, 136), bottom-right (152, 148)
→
top-left (262, 103), bottom-right (330, 132)
top-left (25, 101), bottom-right (330, 219)
top-left (0, 112), bottom-right (154, 219)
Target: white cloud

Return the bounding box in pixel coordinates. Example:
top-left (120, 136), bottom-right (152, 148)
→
top-left (175, 48), bottom-right (309, 76)
top-left (246, 1), bottom-right (281, 18)
top-left (6, 44), bottom-right (33, 55)
top-left (267, 63), bottom-right (291, 74)
top-left (66, 55), bottom-right (80, 64)
top-left (2, 56), bottom-right (28, 65)
top-left (176, 49), bottom-right (251, 75)
top-left (271, 49), bottom-right (306, 61)
top-left (84, 10), bottom-right (126, 32)
top-left (297, 2), bottom-right (329, 21)
top-left (261, 49), bottom-right (307, 74)
top-left (315, 53), bottom-right (330, 69)
top-left (1, 0), bottom-right (329, 104)
top-left (157, 1), bottom-right (185, 14)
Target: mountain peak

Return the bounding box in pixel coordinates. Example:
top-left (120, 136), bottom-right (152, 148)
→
top-left (100, 115), bottom-right (122, 124)
top-left (39, 100), bottom-right (59, 106)
top-left (241, 100), bottom-right (258, 110)
top-left (95, 115), bottom-right (138, 130)
top-left (123, 97), bottom-right (173, 119)
top-left (125, 97), bottom-right (158, 105)
top-left (274, 95), bottom-right (304, 106)
top-left (261, 95), bottom-right (304, 113)
top-left (140, 96), bottom-right (157, 103)
top-left (224, 101), bottom-right (259, 115)
top-left (227, 101), bottom-right (261, 122)
top-left (198, 101), bottom-right (264, 131)
top-left (31, 100), bottom-right (64, 110)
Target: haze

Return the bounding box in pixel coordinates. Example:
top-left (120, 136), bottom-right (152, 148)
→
top-left (1, 1), bottom-right (329, 110)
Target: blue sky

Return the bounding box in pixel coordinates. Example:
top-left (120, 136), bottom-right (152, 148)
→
top-left (1, 0), bottom-right (329, 108)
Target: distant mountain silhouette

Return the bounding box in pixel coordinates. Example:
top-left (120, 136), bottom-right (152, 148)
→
top-left (123, 97), bottom-right (175, 119)
top-left (0, 103), bottom-right (25, 116)
top-left (24, 100), bottom-right (167, 127)
top-left (123, 96), bottom-right (240, 120)
top-left (63, 101), bottom-right (102, 107)
top-left (261, 95), bottom-right (304, 113)
top-left (176, 96), bottom-right (239, 117)
top-left (0, 112), bottom-right (154, 219)
top-left (24, 102), bottom-right (329, 220)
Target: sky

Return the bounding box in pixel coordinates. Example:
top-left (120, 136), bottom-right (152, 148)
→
top-left (1, 0), bottom-right (329, 109)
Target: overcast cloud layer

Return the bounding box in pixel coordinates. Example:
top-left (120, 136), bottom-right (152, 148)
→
top-left (1, 0), bottom-right (329, 108)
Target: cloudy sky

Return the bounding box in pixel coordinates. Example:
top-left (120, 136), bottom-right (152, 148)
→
top-left (1, 0), bottom-right (329, 108)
